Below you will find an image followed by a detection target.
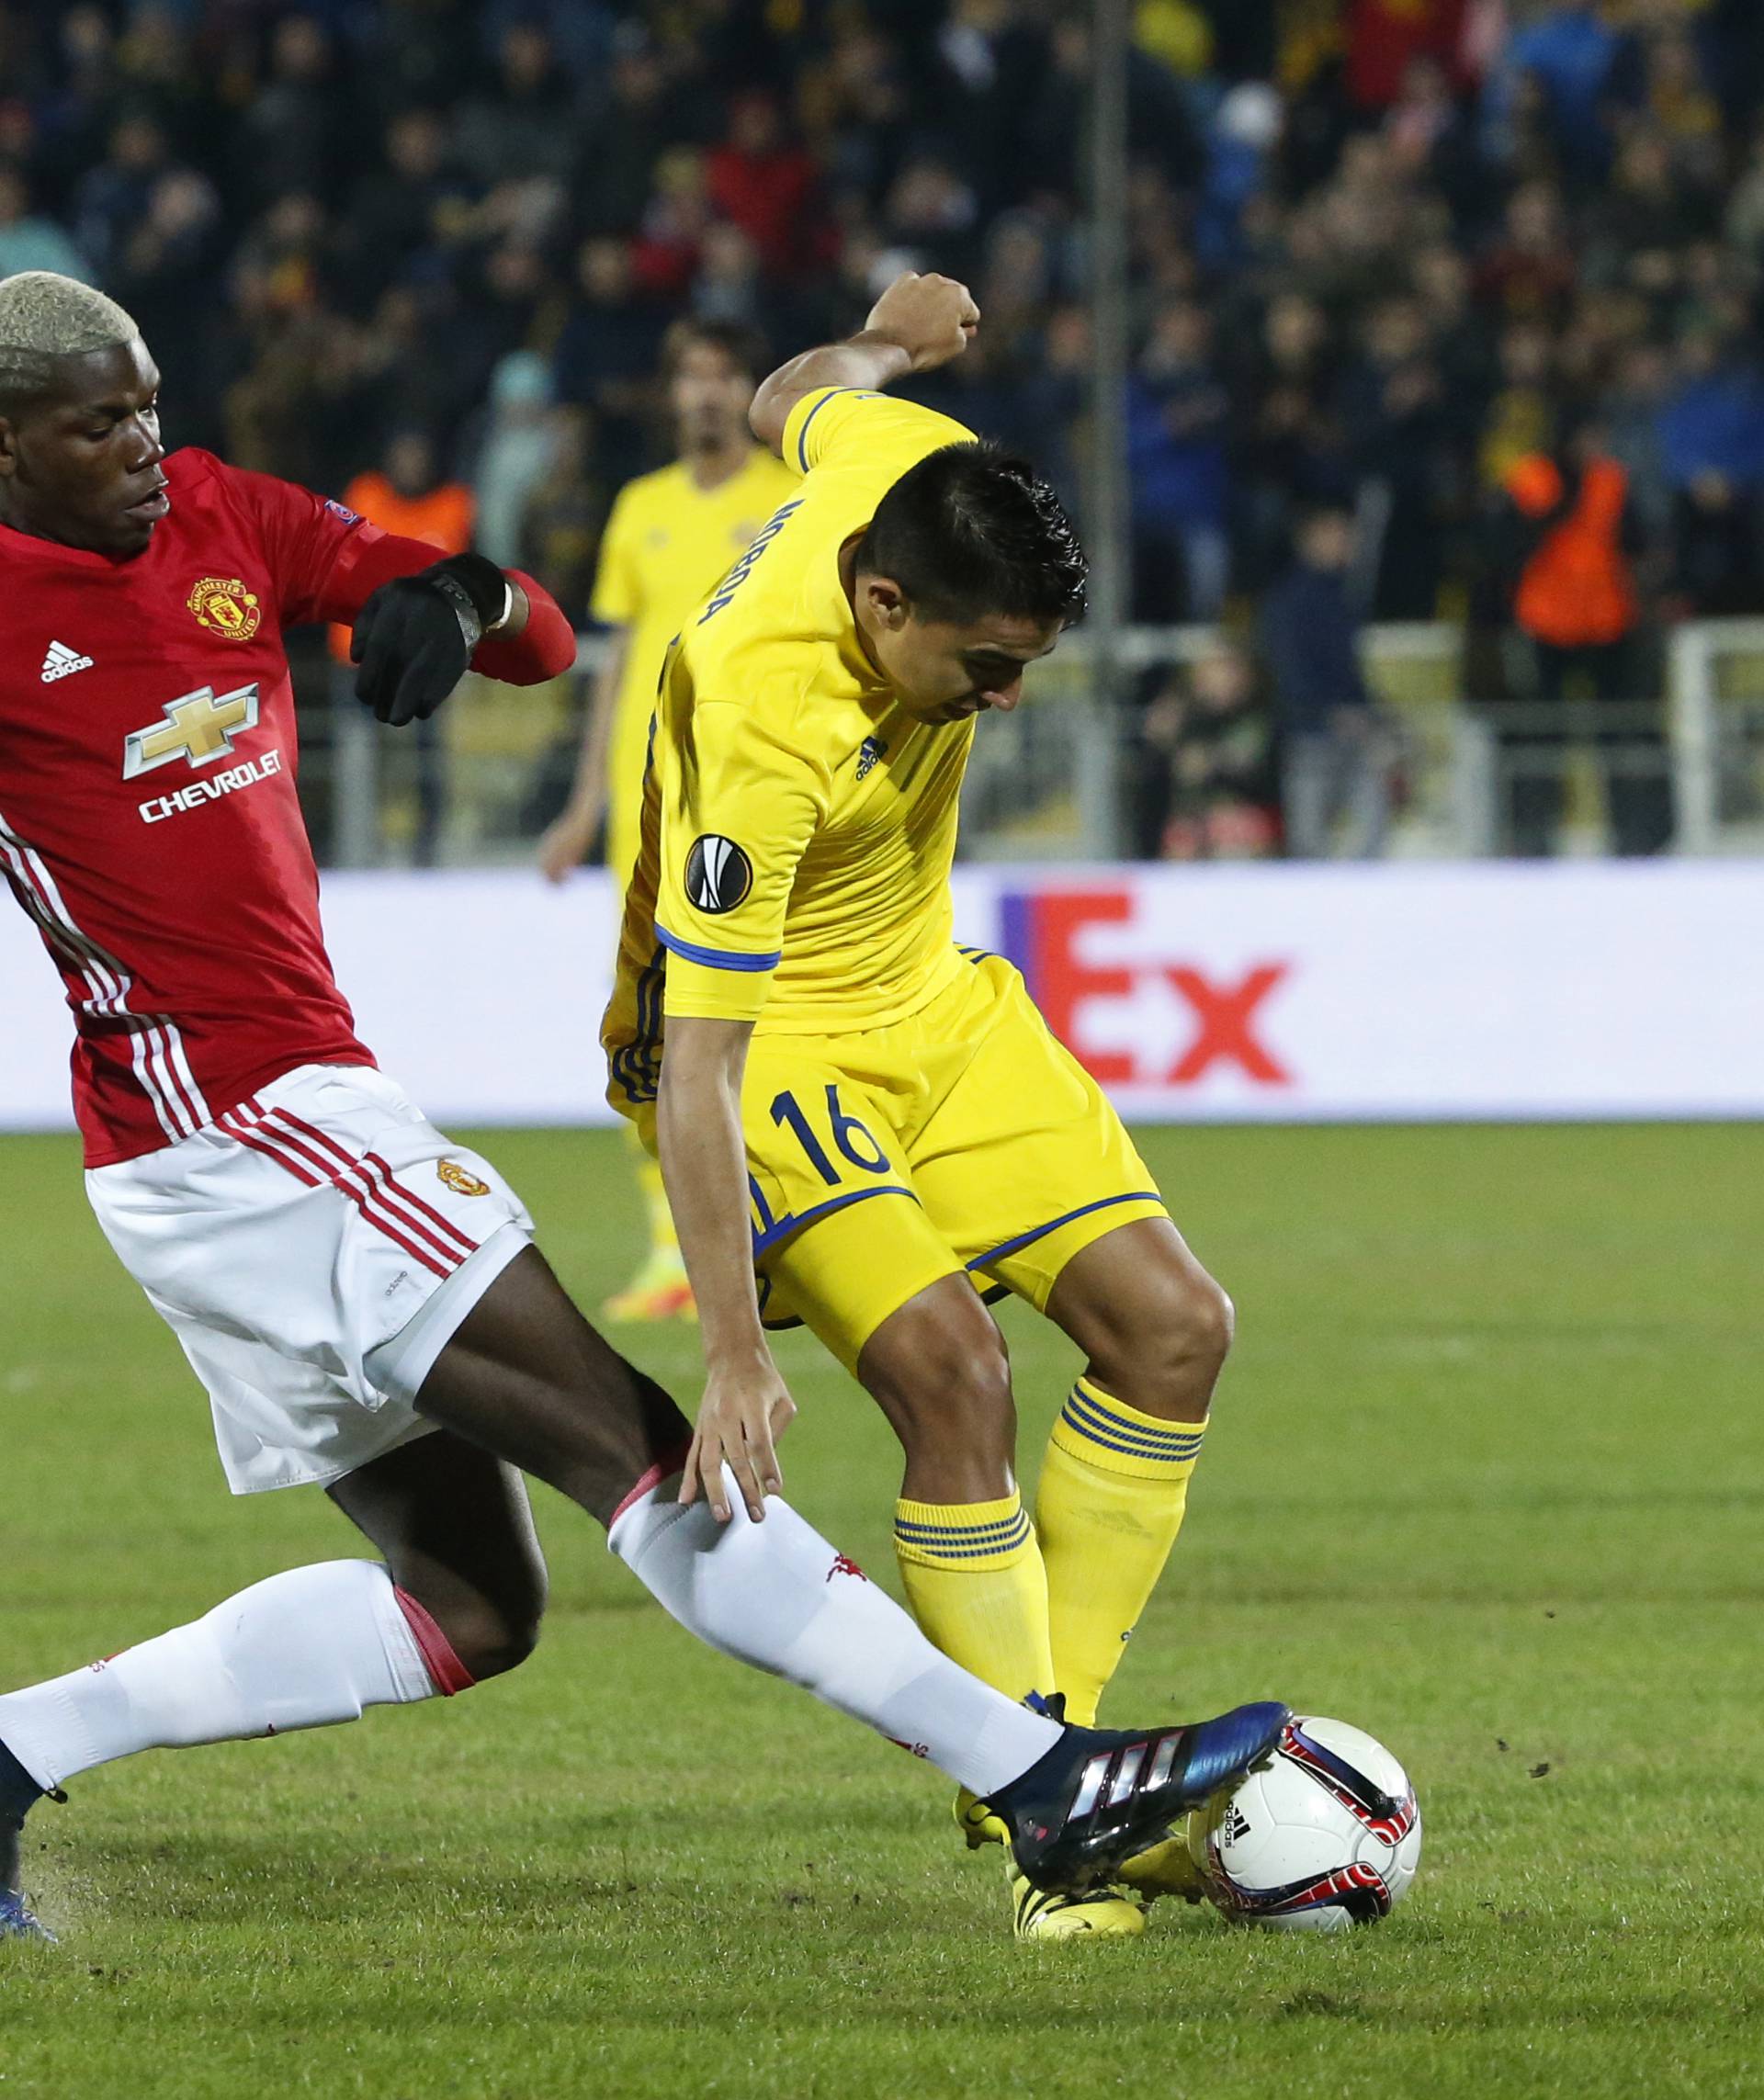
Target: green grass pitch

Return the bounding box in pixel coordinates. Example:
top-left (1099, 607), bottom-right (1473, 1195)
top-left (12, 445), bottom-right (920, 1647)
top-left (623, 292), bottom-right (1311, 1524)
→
top-left (1, 1123), bottom-right (1759, 2099)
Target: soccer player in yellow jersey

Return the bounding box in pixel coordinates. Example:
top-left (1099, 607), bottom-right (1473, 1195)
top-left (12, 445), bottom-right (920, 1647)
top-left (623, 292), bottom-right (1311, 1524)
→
top-left (602, 276), bottom-right (1234, 1939)
top-left (540, 321), bottom-right (797, 1322)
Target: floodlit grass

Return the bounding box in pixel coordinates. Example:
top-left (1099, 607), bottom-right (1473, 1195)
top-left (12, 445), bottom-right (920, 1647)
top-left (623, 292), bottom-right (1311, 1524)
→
top-left (2, 1123), bottom-right (1759, 2098)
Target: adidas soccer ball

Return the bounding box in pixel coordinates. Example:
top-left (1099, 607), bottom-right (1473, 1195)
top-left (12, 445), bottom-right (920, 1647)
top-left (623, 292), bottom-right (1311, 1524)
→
top-left (1186, 1714), bottom-right (1421, 1932)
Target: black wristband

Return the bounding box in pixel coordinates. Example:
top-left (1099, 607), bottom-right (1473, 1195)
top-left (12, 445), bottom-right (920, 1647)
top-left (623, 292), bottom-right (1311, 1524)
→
top-left (428, 551), bottom-right (513, 639)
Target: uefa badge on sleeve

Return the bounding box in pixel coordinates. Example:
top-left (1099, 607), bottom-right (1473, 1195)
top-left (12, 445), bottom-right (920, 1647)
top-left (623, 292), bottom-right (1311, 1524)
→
top-left (685, 834), bottom-right (753, 915)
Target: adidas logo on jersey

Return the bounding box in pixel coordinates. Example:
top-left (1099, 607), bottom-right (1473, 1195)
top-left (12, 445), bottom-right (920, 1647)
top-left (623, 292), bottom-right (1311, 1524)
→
top-left (855, 735), bottom-right (888, 780)
top-left (41, 640), bottom-right (96, 683)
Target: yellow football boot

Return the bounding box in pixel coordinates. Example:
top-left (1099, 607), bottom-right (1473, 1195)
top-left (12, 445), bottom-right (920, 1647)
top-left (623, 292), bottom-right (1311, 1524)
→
top-left (955, 1786), bottom-right (1010, 1850)
top-left (963, 1790), bottom-right (1148, 1937)
top-left (602, 1254), bottom-right (697, 1325)
top-left (1117, 1830), bottom-right (1208, 1904)
top-left (1012, 1871), bottom-right (1147, 1940)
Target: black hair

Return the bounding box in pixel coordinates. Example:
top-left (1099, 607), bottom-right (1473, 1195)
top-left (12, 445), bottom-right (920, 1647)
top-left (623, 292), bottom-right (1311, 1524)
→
top-left (662, 317), bottom-right (769, 385)
top-left (854, 442), bottom-right (1088, 626)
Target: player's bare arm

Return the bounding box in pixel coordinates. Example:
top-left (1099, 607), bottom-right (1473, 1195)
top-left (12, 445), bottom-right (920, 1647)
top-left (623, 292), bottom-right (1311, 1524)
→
top-left (748, 272), bottom-right (980, 457)
top-left (656, 1013), bottom-right (797, 1523)
top-left (537, 627), bottom-right (628, 883)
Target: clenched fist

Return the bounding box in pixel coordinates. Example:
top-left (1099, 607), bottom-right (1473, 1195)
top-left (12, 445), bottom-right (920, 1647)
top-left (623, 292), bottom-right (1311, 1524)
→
top-left (862, 272), bottom-right (980, 373)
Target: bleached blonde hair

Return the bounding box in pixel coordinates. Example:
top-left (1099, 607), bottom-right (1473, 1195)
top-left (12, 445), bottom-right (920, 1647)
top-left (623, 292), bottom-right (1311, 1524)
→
top-left (0, 272), bottom-right (140, 414)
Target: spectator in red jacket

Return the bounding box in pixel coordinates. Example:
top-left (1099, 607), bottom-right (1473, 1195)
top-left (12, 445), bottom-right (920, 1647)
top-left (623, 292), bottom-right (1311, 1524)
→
top-left (707, 92), bottom-right (816, 277)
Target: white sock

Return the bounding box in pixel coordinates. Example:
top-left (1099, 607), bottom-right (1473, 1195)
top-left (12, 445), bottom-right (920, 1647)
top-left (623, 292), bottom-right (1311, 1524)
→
top-left (608, 1473), bottom-right (1061, 1799)
top-left (0, 1561), bottom-right (438, 1793)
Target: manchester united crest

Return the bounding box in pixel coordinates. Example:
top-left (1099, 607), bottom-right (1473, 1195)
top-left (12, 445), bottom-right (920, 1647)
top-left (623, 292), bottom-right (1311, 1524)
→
top-left (187, 576), bottom-right (262, 641)
top-left (437, 1158), bottom-right (491, 1198)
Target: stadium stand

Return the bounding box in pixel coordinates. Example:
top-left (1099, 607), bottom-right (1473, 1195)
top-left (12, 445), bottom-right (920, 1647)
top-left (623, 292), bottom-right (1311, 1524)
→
top-left (4, 0), bottom-right (1762, 858)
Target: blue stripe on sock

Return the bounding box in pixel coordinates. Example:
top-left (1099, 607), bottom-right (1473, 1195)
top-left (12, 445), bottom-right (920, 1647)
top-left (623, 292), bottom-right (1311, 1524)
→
top-left (1062, 1397), bottom-right (1204, 1464)
top-left (1062, 1420), bottom-right (1204, 1464)
top-left (1068, 1383), bottom-right (1204, 1444)
top-left (1064, 1389), bottom-right (1204, 1457)
top-left (895, 1515), bottom-right (1031, 1556)
top-left (894, 1514), bottom-right (1029, 1544)
top-left (1060, 1421), bottom-right (1199, 1465)
top-left (893, 1525), bottom-right (1032, 1562)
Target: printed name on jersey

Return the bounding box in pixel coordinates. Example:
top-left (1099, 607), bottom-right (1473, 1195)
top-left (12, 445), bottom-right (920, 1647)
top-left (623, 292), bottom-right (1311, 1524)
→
top-left (138, 748), bottom-right (284, 825)
top-left (123, 683), bottom-right (261, 779)
top-left (684, 833), bottom-right (754, 914)
top-left (696, 500), bottom-right (802, 623)
top-left (187, 575), bottom-right (262, 641)
top-left (40, 640), bottom-right (96, 683)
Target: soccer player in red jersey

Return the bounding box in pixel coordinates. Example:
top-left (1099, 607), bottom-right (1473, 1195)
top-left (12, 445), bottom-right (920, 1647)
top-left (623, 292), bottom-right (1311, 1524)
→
top-left (0, 275), bottom-right (1284, 1941)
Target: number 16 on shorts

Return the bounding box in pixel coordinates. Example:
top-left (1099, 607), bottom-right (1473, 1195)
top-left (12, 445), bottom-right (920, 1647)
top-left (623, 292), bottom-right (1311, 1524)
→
top-left (747, 1082), bottom-right (908, 1254)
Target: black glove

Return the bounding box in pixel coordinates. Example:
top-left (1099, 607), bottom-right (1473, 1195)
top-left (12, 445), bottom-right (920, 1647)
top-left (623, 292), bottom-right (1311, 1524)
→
top-left (351, 551), bottom-right (513, 728)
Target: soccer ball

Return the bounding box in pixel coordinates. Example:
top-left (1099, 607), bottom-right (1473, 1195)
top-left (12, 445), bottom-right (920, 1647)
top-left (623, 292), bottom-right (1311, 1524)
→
top-left (1186, 1714), bottom-right (1421, 1933)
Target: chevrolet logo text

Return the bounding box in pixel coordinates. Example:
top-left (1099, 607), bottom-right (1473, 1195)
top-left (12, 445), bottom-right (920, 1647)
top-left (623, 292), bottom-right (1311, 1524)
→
top-left (139, 748), bottom-right (283, 824)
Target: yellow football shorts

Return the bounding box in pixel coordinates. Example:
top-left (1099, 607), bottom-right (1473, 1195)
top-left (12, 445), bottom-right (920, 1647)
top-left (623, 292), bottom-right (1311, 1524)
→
top-left (728, 949), bottom-right (1168, 1372)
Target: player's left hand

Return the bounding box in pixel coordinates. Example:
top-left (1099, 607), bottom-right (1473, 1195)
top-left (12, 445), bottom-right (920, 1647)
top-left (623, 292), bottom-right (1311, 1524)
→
top-left (681, 1352), bottom-right (797, 1523)
top-left (351, 552), bottom-right (513, 727)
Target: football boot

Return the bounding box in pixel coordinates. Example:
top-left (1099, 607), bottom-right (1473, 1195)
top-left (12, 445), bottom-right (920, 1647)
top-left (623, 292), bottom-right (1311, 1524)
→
top-left (955, 1785), bottom-right (1010, 1850)
top-left (1116, 1831), bottom-right (1208, 1903)
top-left (602, 1255), bottom-right (696, 1325)
top-left (988, 1699), bottom-right (1290, 1894)
top-left (0, 1891), bottom-right (55, 1944)
top-left (0, 1738), bottom-right (55, 1943)
top-left (1011, 1870), bottom-right (1146, 1940)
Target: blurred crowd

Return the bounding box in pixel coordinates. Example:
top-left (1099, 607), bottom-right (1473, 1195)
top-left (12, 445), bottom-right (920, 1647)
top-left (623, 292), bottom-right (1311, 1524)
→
top-left (4, 0), bottom-right (1760, 856)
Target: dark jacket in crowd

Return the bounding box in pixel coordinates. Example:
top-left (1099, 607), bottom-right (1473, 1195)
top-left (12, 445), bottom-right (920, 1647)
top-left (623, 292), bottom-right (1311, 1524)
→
top-left (1258, 562), bottom-right (1369, 735)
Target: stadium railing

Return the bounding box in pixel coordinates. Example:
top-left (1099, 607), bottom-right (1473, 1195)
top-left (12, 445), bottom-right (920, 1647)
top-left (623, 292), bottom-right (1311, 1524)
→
top-left (306, 621), bottom-right (1764, 867)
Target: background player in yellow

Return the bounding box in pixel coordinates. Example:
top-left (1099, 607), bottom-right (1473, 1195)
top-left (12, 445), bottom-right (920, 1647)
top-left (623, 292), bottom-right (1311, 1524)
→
top-left (539, 321), bottom-right (797, 1323)
top-left (602, 276), bottom-right (1237, 1939)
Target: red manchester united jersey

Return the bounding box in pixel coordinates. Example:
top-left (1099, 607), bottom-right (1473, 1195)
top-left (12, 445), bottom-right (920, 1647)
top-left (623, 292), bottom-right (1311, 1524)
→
top-left (0, 447), bottom-right (571, 1166)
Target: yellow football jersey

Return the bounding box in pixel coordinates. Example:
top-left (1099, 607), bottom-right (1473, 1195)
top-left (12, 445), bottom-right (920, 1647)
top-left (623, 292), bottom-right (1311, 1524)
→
top-left (603, 387), bottom-right (978, 1108)
top-left (591, 446), bottom-right (797, 886)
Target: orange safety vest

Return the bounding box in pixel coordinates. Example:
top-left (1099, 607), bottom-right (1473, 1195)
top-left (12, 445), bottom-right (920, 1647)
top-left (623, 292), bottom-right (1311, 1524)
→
top-left (326, 475), bottom-right (476, 662)
top-left (1506, 454), bottom-right (1637, 649)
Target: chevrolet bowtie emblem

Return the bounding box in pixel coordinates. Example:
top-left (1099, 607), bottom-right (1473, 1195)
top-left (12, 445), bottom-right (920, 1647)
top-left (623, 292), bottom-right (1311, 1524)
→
top-left (122, 683), bottom-right (261, 779)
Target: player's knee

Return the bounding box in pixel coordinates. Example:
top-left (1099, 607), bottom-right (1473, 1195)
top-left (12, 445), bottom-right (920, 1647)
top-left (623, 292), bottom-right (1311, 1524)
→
top-left (490, 1593), bottom-right (546, 1677)
top-left (1148, 1266), bottom-right (1233, 1383)
top-left (449, 1591), bottom-right (546, 1683)
top-left (932, 1341), bottom-right (1017, 1462)
top-left (1091, 1264), bottom-right (1234, 1408)
top-left (863, 1303), bottom-right (1017, 1474)
top-left (420, 1558), bottom-right (548, 1684)
top-left (1182, 1271), bottom-right (1236, 1376)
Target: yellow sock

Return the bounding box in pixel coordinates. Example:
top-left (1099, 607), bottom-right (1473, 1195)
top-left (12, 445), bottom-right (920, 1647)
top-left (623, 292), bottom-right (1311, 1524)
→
top-left (629, 1133), bottom-right (682, 1262)
top-left (892, 1490), bottom-right (1055, 1700)
top-left (1035, 1378), bottom-right (1206, 1726)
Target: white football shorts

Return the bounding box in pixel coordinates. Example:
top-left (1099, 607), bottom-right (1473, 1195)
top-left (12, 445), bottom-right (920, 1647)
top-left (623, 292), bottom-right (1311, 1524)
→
top-left (85, 1063), bottom-right (534, 1496)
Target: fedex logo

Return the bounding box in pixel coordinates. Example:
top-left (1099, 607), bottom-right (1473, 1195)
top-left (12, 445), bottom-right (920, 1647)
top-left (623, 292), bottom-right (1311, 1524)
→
top-left (999, 888), bottom-right (1292, 1089)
